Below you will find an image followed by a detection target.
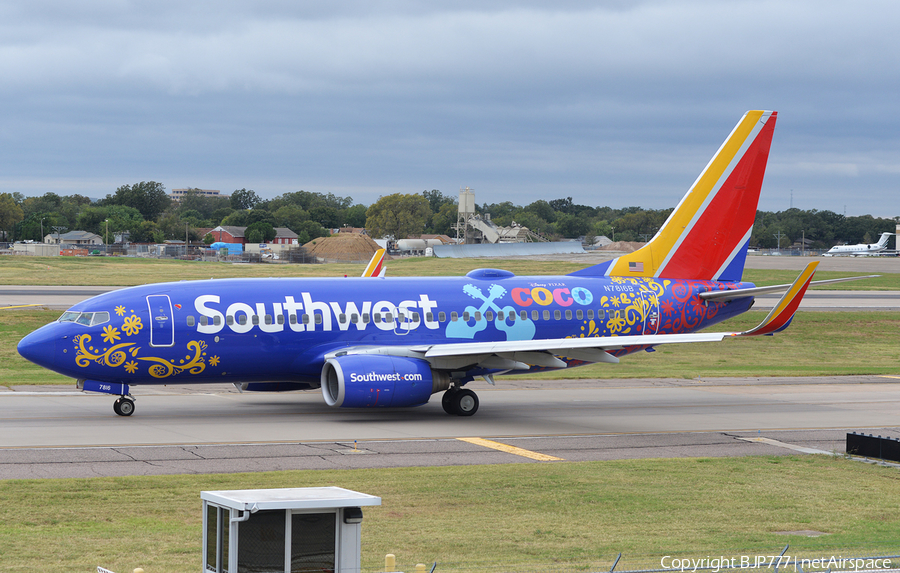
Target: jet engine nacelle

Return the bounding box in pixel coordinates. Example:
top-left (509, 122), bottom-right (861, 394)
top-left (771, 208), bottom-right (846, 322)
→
top-left (321, 354), bottom-right (451, 408)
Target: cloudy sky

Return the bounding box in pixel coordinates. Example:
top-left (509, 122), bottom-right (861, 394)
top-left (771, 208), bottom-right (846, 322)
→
top-left (2, 1), bottom-right (898, 216)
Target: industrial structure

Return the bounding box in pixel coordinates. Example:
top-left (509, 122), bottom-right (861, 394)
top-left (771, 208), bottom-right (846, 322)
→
top-left (454, 187), bottom-right (547, 244)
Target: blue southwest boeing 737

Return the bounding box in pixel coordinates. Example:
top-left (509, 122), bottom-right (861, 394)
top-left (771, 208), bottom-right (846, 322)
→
top-left (19, 110), bottom-right (827, 417)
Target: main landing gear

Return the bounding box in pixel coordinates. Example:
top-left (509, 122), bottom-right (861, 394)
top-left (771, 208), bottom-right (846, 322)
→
top-left (113, 396), bottom-right (135, 416)
top-left (441, 388), bottom-right (479, 416)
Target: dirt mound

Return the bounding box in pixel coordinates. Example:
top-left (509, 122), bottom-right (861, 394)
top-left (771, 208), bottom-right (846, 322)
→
top-left (303, 233), bottom-right (385, 262)
top-left (598, 241), bottom-right (645, 252)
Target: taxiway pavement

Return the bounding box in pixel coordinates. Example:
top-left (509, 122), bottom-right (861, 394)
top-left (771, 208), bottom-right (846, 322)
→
top-left (2, 377), bottom-right (897, 479)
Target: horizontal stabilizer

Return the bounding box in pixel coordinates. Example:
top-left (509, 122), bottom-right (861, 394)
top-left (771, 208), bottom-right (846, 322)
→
top-left (735, 262), bottom-right (818, 336)
top-left (699, 273), bottom-right (878, 302)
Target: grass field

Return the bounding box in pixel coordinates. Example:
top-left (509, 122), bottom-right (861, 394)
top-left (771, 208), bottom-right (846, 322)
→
top-left (1, 255), bottom-right (899, 289)
top-left (0, 457), bottom-right (898, 573)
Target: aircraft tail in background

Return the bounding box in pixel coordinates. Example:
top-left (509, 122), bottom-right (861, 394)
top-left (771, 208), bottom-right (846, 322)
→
top-left (571, 110), bottom-right (777, 283)
top-left (361, 248), bottom-right (387, 277)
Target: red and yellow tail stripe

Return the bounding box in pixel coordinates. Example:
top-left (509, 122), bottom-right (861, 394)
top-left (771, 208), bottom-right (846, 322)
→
top-left (361, 248), bottom-right (386, 278)
top-left (572, 111), bottom-right (777, 283)
top-left (736, 262), bottom-right (818, 337)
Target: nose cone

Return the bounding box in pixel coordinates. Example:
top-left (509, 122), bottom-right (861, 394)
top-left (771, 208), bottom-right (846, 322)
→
top-left (17, 324), bottom-right (63, 373)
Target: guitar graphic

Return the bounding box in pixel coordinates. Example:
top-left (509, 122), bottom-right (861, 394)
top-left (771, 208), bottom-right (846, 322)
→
top-left (444, 284), bottom-right (536, 340)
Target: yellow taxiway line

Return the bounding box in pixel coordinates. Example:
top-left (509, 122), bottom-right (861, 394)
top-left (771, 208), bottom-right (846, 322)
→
top-left (0, 304), bottom-right (42, 310)
top-left (457, 437), bottom-right (563, 461)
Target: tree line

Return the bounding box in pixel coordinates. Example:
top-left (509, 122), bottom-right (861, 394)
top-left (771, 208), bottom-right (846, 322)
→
top-left (0, 183), bottom-right (896, 249)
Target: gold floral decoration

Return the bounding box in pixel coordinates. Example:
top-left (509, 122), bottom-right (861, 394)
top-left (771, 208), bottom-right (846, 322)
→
top-left (122, 314), bottom-right (143, 336)
top-left (101, 325), bottom-right (121, 344)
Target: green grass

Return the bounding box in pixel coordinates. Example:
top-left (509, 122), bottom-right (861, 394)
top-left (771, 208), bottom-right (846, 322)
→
top-left (1, 255), bottom-right (898, 288)
top-left (0, 457), bottom-right (897, 573)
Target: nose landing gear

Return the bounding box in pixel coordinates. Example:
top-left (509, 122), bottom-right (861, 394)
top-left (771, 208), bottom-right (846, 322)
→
top-left (113, 396), bottom-right (135, 416)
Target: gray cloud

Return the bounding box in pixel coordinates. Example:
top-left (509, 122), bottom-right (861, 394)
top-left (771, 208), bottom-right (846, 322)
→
top-left (1, 0), bottom-right (898, 215)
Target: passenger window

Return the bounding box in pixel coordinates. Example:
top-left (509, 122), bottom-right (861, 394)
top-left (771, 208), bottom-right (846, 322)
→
top-left (474, 312), bottom-right (481, 321)
top-left (302, 314), bottom-right (310, 324)
top-left (532, 310), bottom-right (539, 321)
top-left (214, 316), bottom-right (222, 326)
top-left (520, 310), bottom-right (527, 321)
top-left (554, 310), bottom-right (561, 320)
top-left (438, 311), bottom-right (446, 322)
top-left (374, 313), bottom-right (381, 324)
top-left (239, 315), bottom-right (247, 325)
top-left (485, 311), bottom-right (494, 321)
top-left (587, 309), bottom-right (594, 320)
top-left (508, 311), bottom-right (515, 322)
top-left (277, 314), bottom-right (284, 325)
top-left (450, 311), bottom-right (458, 322)
top-left (362, 313), bottom-right (370, 323)
top-left (543, 310), bottom-right (550, 321)
top-left (565, 310), bottom-right (572, 320)
top-left (339, 313), bottom-right (347, 324)
top-left (576, 310), bottom-right (583, 320)
top-left (251, 315), bottom-right (259, 325)
top-left (226, 316), bottom-right (235, 325)
top-left (187, 316), bottom-right (196, 327)
top-left (200, 316), bottom-right (208, 326)
top-left (315, 314), bottom-right (322, 324)
top-left (463, 312), bottom-right (470, 322)
top-left (351, 313), bottom-right (358, 323)
top-left (290, 314), bottom-right (297, 325)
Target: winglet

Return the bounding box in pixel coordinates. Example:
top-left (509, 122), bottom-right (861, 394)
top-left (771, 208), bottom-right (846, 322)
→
top-left (736, 261), bottom-right (818, 337)
top-left (361, 248), bottom-right (387, 278)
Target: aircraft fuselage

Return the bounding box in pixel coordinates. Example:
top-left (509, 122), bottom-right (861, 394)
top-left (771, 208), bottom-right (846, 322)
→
top-left (18, 270), bottom-right (753, 388)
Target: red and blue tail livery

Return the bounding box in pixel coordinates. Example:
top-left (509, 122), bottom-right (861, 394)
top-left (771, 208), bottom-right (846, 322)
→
top-left (19, 111), bottom-right (815, 417)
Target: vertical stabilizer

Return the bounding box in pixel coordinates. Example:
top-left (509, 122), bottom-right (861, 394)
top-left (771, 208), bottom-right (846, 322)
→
top-left (571, 110), bottom-right (777, 282)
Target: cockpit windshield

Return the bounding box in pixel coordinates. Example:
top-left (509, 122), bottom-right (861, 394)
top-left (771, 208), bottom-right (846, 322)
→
top-left (58, 311), bottom-right (110, 326)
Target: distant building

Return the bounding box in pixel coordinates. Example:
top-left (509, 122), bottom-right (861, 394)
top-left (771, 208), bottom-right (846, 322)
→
top-left (44, 230), bottom-right (103, 245)
top-left (272, 227), bottom-right (299, 245)
top-left (209, 226), bottom-right (246, 244)
top-left (208, 226), bottom-right (299, 246)
top-left (170, 188), bottom-right (229, 203)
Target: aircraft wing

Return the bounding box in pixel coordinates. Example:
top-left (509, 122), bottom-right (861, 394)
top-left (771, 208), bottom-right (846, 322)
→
top-left (327, 263), bottom-right (819, 371)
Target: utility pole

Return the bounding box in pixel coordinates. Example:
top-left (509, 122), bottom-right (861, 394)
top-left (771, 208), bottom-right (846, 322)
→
top-left (773, 230), bottom-right (785, 251)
